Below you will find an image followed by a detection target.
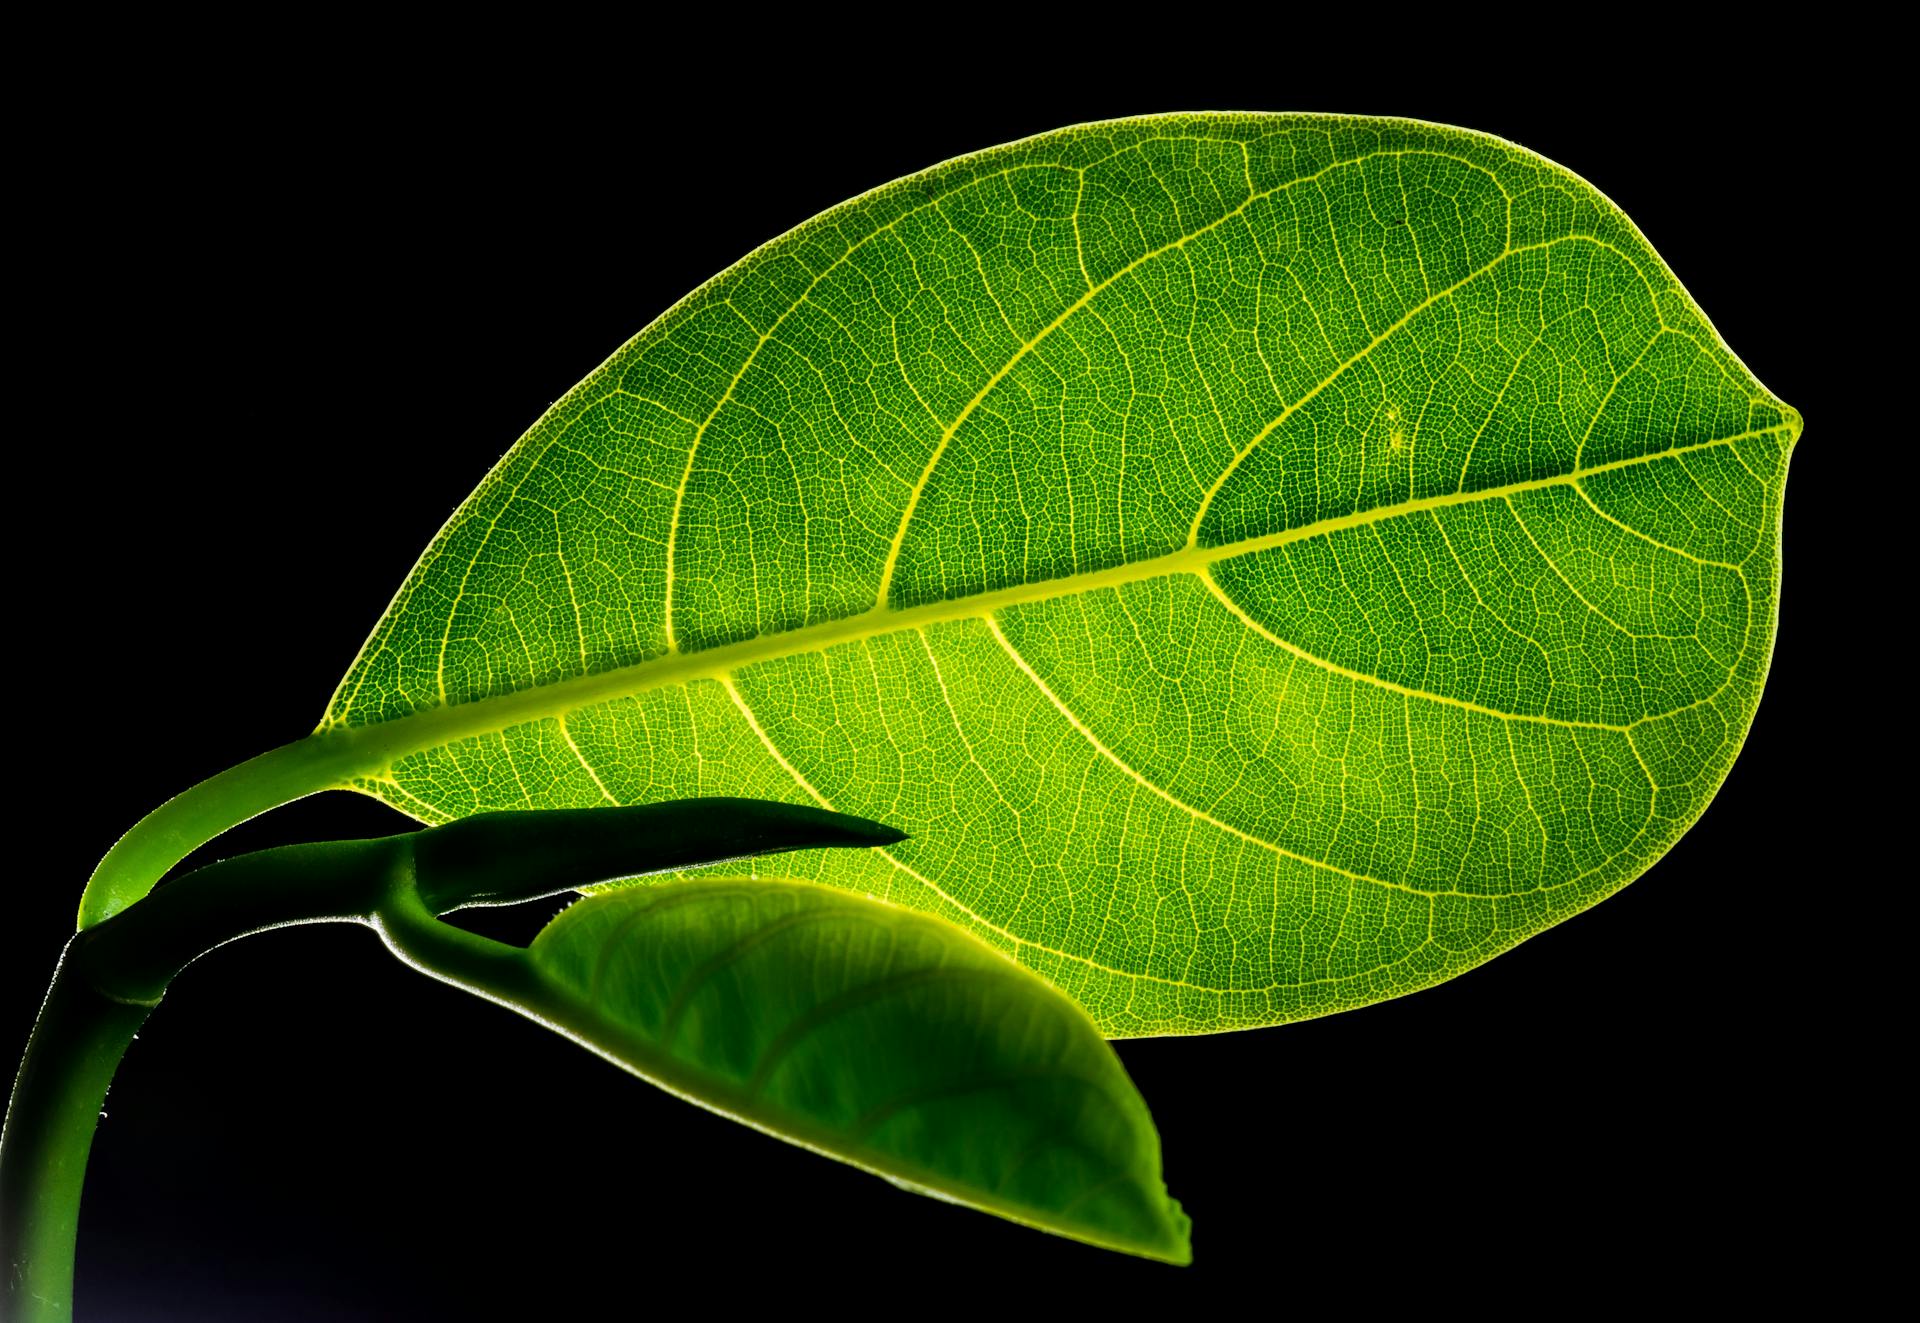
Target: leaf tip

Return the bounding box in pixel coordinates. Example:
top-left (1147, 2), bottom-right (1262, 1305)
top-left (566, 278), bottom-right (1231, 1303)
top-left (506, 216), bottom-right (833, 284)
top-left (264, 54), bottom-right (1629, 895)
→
top-left (1153, 1194), bottom-right (1194, 1266)
top-left (1784, 401), bottom-right (1805, 449)
top-left (834, 814), bottom-right (910, 848)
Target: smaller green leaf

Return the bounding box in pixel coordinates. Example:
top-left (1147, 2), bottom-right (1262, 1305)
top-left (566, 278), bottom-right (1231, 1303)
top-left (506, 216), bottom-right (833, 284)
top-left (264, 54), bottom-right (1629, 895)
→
top-left (525, 879), bottom-right (1190, 1262)
top-left (409, 798), bottom-right (907, 911)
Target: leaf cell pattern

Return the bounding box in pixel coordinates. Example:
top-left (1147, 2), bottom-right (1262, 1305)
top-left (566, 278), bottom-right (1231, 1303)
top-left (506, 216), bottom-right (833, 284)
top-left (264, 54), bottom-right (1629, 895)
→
top-left (327, 115), bottom-right (1799, 1035)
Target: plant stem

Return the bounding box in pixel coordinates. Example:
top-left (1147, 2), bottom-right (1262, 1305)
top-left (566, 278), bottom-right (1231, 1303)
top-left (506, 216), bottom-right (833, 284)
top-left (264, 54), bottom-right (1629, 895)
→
top-left (77, 734), bottom-right (366, 931)
top-left (1, 952), bottom-right (153, 1323)
top-left (5, 838), bottom-right (399, 1320)
top-left (16, 800), bottom-right (893, 1316)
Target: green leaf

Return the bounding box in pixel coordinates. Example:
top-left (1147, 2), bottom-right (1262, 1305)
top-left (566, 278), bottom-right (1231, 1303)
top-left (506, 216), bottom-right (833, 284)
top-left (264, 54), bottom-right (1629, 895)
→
top-left (408, 798), bottom-right (908, 911)
top-left (83, 114), bottom-right (1801, 1034)
top-left (384, 878), bottom-right (1191, 1264)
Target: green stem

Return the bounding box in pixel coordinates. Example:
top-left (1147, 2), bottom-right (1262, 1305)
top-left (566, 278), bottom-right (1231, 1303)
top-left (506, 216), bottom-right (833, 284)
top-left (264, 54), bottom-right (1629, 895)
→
top-left (5, 838), bottom-right (399, 1321)
top-left (373, 881), bottom-right (547, 1016)
top-left (1, 955), bottom-right (153, 1323)
top-left (77, 735), bottom-right (367, 931)
top-left (18, 800), bottom-right (898, 1316)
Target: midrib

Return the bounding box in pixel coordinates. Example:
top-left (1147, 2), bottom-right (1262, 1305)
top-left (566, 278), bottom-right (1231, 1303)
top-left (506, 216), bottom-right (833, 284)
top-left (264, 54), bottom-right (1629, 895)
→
top-left (323, 428), bottom-right (1780, 778)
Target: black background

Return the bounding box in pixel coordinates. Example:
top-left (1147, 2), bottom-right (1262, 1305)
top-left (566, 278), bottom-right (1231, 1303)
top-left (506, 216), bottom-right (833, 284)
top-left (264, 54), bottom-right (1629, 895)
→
top-left (11, 47), bottom-right (1860, 1319)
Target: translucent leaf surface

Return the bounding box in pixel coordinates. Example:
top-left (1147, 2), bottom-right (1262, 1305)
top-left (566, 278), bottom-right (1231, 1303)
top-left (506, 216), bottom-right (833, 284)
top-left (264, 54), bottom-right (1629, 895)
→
top-left (233, 114), bottom-right (1797, 1033)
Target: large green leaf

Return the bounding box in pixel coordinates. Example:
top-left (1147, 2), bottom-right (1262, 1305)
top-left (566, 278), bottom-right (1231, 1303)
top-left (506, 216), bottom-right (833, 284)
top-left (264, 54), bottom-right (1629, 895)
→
top-left (86, 113), bottom-right (1801, 1033)
top-left (378, 877), bottom-right (1190, 1263)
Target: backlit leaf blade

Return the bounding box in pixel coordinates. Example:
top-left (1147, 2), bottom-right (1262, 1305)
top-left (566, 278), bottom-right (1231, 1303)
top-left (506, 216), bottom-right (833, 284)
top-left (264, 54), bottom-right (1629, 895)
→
top-left (522, 879), bottom-right (1191, 1263)
top-left (319, 113), bottom-right (1799, 1035)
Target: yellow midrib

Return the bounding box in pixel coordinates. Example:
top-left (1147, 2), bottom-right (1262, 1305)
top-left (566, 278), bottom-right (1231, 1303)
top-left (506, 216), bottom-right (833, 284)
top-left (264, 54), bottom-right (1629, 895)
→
top-left (320, 426), bottom-right (1784, 779)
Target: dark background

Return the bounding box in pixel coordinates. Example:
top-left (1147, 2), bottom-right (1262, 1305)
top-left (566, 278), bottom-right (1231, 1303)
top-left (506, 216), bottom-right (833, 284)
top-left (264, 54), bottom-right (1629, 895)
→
top-left (12, 48), bottom-right (1859, 1319)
